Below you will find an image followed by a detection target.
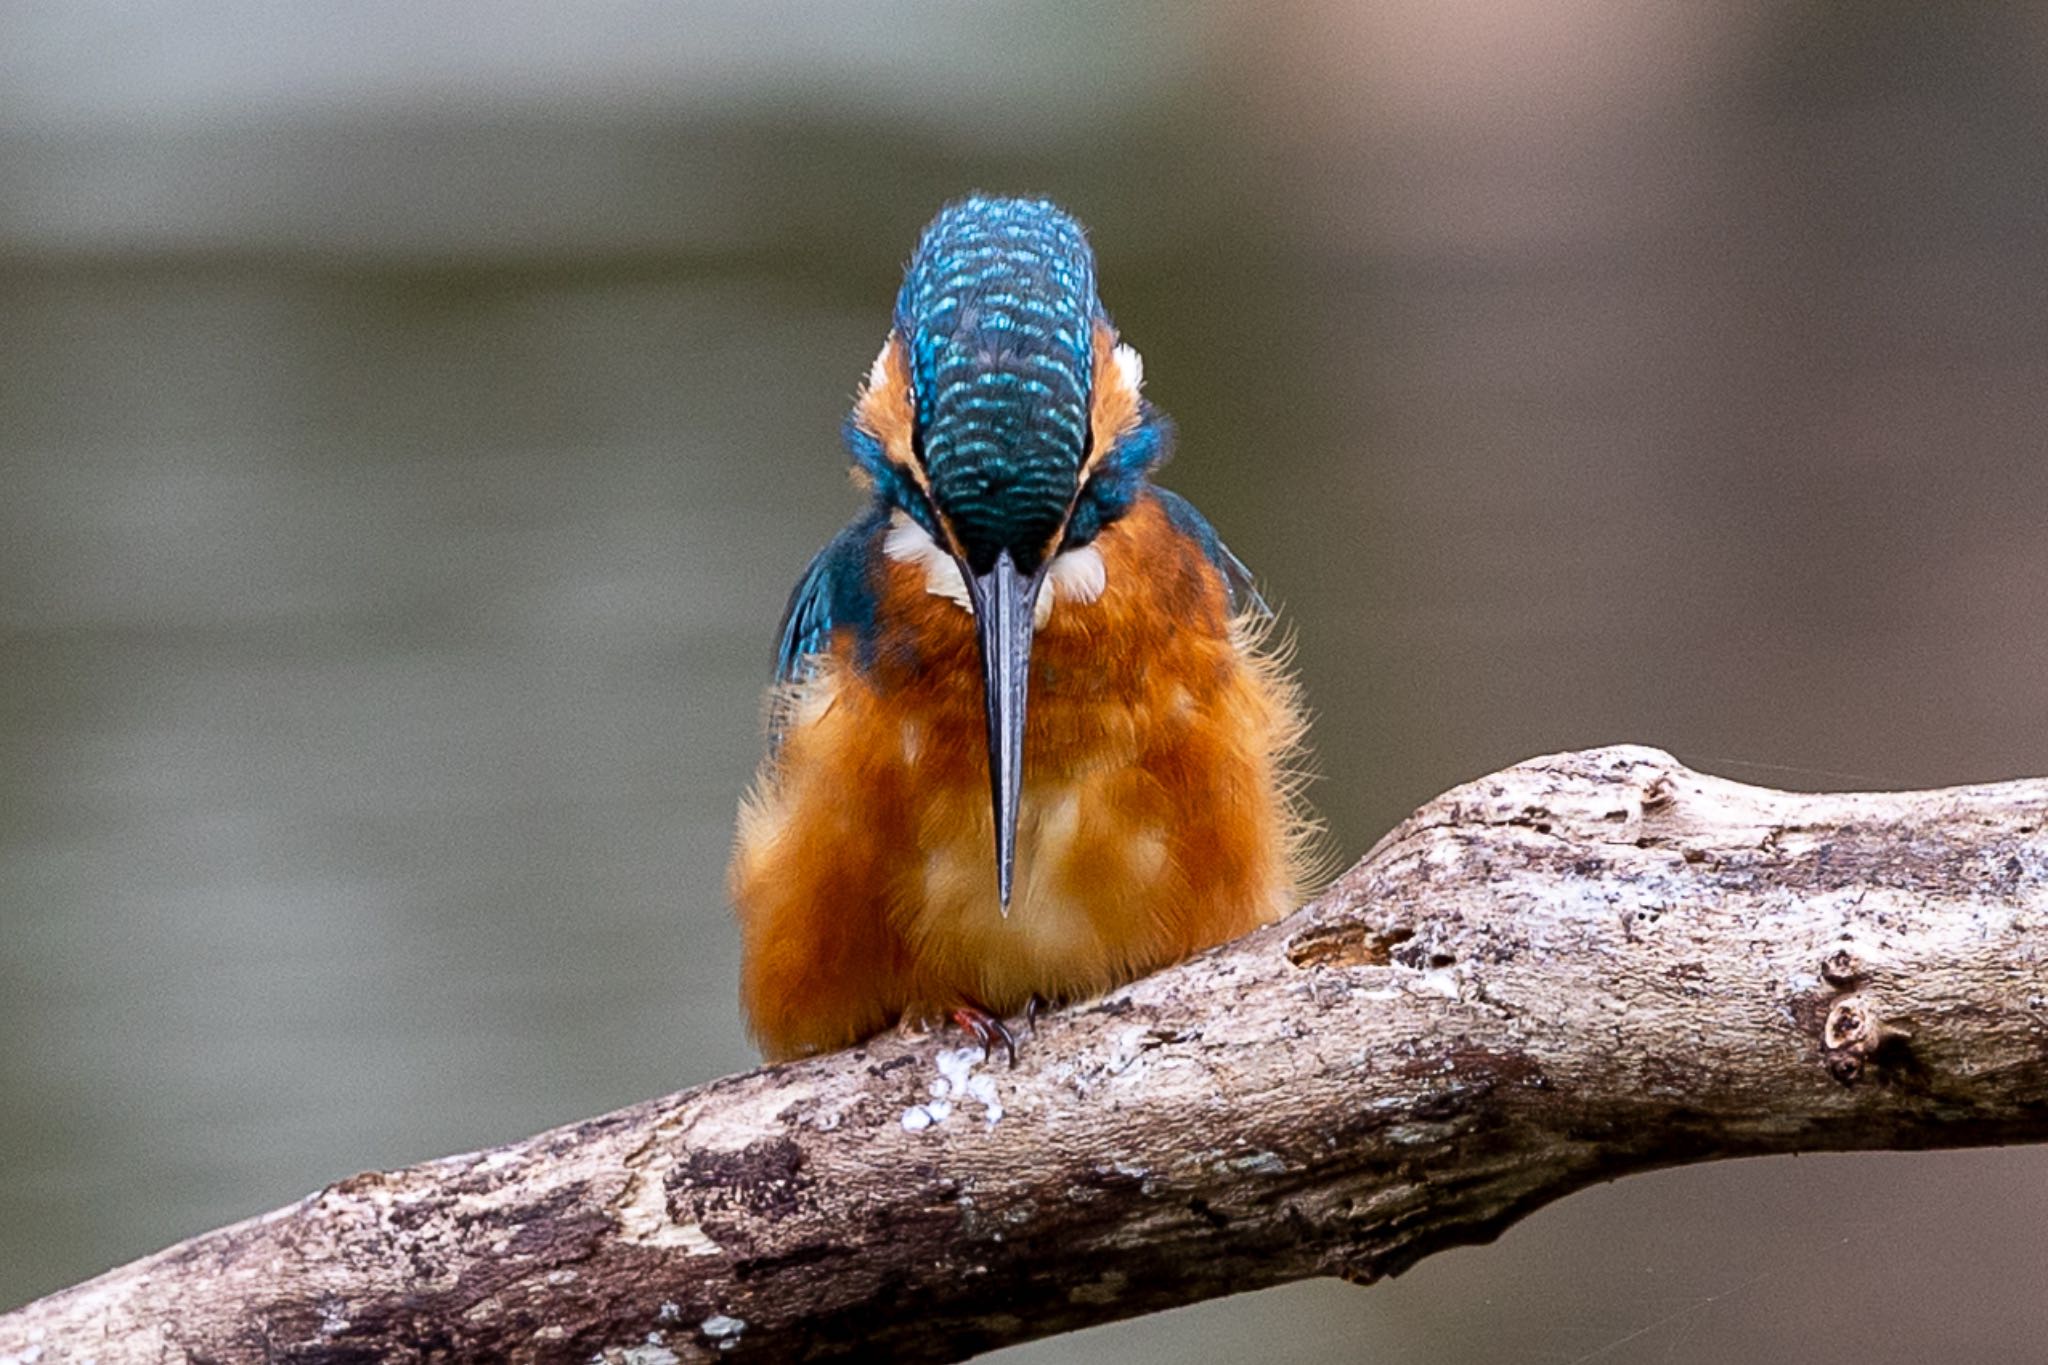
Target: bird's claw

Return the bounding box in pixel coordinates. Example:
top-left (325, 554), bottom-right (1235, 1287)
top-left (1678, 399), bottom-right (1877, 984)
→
top-left (951, 1004), bottom-right (1019, 1068)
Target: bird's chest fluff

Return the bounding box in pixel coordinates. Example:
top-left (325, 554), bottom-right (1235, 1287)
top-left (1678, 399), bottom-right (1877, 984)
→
top-left (925, 730), bottom-right (1143, 952)
top-left (859, 529), bottom-right (1230, 1003)
top-left (889, 662), bottom-right (1181, 1000)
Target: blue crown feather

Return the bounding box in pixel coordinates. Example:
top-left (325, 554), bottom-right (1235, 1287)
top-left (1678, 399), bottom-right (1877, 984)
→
top-left (892, 195), bottom-right (1102, 570)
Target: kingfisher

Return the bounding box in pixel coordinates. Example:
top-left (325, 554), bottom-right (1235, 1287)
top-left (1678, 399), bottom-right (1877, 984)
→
top-left (730, 195), bottom-right (1315, 1063)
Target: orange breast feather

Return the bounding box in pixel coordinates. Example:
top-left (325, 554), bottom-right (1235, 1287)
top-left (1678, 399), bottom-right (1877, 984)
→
top-left (730, 493), bottom-right (1312, 1061)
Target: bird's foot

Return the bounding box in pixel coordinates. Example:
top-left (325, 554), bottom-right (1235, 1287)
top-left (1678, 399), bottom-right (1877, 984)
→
top-left (950, 1004), bottom-right (1020, 1068)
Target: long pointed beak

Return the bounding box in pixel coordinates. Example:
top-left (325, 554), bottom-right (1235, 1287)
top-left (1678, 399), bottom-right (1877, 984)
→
top-left (964, 549), bottom-right (1048, 916)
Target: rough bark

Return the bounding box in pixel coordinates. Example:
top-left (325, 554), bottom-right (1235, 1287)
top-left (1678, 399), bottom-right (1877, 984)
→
top-left (5, 745), bottom-right (2046, 1364)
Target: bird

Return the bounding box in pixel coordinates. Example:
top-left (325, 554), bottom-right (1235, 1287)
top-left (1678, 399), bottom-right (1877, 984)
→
top-left (730, 195), bottom-right (1315, 1063)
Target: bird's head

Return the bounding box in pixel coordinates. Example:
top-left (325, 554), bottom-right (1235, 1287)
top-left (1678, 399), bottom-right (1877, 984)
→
top-left (842, 195), bottom-right (1169, 913)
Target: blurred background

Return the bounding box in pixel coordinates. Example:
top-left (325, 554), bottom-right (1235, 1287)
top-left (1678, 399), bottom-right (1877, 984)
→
top-left (4, 2), bottom-right (2047, 1359)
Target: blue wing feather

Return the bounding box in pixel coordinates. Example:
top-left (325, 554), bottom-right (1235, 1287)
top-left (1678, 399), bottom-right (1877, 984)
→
top-left (774, 506), bottom-right (887, 688)
top-left (1151, 486), bottom-right (1272, 619)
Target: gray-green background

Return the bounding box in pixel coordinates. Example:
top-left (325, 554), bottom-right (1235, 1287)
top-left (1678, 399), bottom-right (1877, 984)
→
top-left (5, 4), bottom-right (2047, 1360)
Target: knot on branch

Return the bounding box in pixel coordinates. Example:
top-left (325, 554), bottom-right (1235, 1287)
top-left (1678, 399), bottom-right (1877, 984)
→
top-left (1820, 994), bottom-right (1912, 1084)
top-left (1820, 948), bottom-right (1864, 988)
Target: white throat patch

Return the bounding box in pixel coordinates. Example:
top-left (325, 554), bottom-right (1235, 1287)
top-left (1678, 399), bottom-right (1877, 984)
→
top-left (882, 512), bottom-right (1107, 625)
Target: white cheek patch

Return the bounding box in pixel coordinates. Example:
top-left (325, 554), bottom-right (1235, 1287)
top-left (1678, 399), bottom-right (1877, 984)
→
top-left (1111, 341), bottom-right (1143, 395)
top-left (1046, 543), bottom-right (1106, 608)
top-left (883, 510), bottom-right (1110, 621)
top-left (883, 511), bottom-right (972, 610)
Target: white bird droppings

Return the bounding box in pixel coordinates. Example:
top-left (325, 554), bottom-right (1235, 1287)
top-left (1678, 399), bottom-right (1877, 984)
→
top-left (966, 1073), bottom-right (1004, 1126)
top-left (701, 1314), bottom-right (747, 1351)
top-left (900, 1099), bottom-right (953, 1130)
top-left (620, 1344), bottom-right (680, 1365)
top-left (901, 1045), bottom-right (1005, 1132)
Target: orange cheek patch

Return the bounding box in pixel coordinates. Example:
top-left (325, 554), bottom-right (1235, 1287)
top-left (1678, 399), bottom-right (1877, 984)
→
top-left (1082, 320), bottom-right (1144, 480)
top-left (852, 332), bottom-right (928, 497)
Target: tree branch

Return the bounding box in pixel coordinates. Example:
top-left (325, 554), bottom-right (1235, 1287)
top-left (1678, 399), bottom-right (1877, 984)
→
top-left (6, 745), bottom-right (2046, 1363)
